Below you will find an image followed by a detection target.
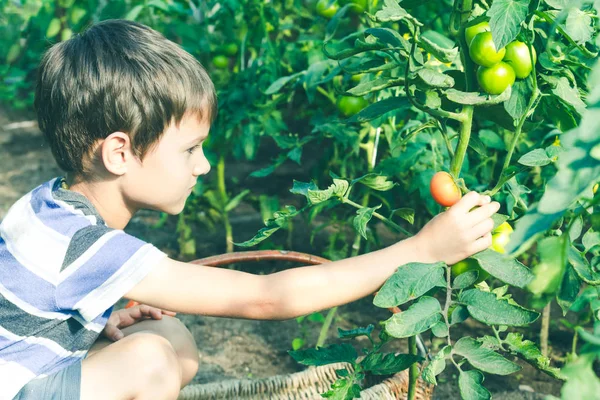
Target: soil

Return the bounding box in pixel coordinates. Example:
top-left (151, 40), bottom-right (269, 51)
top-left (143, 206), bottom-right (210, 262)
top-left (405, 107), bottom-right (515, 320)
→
top-left (0, 107), bottom-right (566, 399)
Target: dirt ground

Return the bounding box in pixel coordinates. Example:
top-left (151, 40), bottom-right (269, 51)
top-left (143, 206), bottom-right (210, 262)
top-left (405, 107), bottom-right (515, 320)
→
top-left (0, 108), bottom-right (565, 399)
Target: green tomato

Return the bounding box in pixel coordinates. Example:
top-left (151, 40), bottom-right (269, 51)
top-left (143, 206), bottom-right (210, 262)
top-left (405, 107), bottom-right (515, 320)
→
top-left (337, 96), bottom-right (368, 117)
top-left (316, 0), bottom-right (339, 18)
top-left (491, 222), bottom-right (513, 254)
top-left (469, 31), bottom-right (506, 67)
top-left (340, 0), bottom-right (368, 13)
top-left (212, 55), bottom-right (229, 70)
top-left (465, 21), bottom-right (490, 46)
top-left (223, 42), bottom-right (238, 56)
top-left (451, 258), bottom-right (489, 284)
top-left (477, 62), bottom-right (515, 95)
top-left (503, 41), bottom-right (536, 79)
top-left (351, 73), bottom-right (364, 83)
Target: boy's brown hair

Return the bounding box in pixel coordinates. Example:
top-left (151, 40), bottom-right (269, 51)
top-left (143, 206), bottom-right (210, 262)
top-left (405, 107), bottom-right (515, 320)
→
top-left (34, 19), bottom-right (217, 176)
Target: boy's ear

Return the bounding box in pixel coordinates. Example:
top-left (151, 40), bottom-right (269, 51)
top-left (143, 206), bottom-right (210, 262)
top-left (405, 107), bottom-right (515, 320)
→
top-left (100, 132), bottom-right (133, 176)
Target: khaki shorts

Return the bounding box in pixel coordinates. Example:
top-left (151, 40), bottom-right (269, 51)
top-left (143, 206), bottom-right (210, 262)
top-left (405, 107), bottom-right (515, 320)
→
top-left (14, 361), bottom-right (81, 400)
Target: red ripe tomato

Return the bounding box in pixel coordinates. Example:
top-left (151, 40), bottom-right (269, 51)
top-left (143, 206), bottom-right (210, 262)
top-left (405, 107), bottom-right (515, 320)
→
top-left (430, 171), bottom-right (462, 207)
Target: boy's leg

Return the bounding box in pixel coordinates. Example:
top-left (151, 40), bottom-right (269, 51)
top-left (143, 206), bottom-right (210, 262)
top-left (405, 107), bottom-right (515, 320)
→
top-left (81, 316), bottom-right (199, 400)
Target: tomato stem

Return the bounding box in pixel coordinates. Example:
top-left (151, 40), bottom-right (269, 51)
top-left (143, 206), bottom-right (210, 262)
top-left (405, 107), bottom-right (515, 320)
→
top-left (449, 105), bottom-right (474, 179)
top-left (408, 336), bottom-right (418, 400)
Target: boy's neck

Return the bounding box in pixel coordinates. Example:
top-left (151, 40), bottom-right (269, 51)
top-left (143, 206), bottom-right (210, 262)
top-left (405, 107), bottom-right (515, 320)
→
top-left (66, 177), bottom-right (135, 230)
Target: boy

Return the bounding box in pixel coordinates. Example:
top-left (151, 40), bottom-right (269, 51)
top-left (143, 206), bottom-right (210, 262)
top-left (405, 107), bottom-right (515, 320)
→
top-left (0, 19), bottom-right (499, 400)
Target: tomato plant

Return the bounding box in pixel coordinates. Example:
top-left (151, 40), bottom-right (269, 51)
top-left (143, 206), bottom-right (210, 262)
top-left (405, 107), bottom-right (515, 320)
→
top-left (244, 0), bottom-right (600, 398)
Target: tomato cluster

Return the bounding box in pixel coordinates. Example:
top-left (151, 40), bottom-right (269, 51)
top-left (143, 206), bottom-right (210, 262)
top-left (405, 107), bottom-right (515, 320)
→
top-left (465, 21), bottom-right (536, 95)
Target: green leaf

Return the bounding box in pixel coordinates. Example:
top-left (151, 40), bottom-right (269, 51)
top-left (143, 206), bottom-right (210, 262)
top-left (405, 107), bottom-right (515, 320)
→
top-left (557, 265), bottom-right (581, 316)
top-left (422, 345), bottom-right (452, 385)
top-left (528, 236), bottom-right (568, 296)
top-left (479, 129), bottom-right (505, 150)
top-left (353, 205), bottom-right (381, 240)
top-left (235, 206), bottom-right (302, 247)
top-left (583, 228), bottom-right (600, 253)
top-left (290, 180), bottom-right (319, 200)
top-left (361, 352), bottom-right (422, 375)
top-left (504, 79), bottom-right (532, 120)
top-left (348, 96), bottom-right (411, 122)
top-left (265, 73), bottom-right (302, 95)
top-left (445, 87), bottom-right (511, 106)
top-left (431, 321), bottom-right (449, 337)
top-left (308, 179), bottom-right (349, 204)
top-left (487, 0), bottom-right (529, 50)
top-left (224, 189), bottom-right (250, 212)
top-left (503, 333), bottom-right (566, 380)
top-left (373, 262), bottom-right (446, 307)
top-left (373, 0), bottom-right (422, 26)
top-left (540, 75), bottom-right (587, 116)
top-left (322, 377), bottom-right (362, 400)
top-left (418, 36), bottom-right (459, 64)
top-left (417, 68), bottom-right (455, 88)
top-left (505, 204), bottom-right (566, 255)
top-left (560, 353), bottom-right (600, 399)
top-left (518, 149), bottom-right (553, 166)
top-left (288, 343), bottom-right (358, 366)
top-left (46, 18), bottom-right (62, 38)
top-left (346, 77), bottom-right (405, 97)
top-left (338, 325), bottom-right (374, 340)
top-left (383, 296), bottom-right (442, 338)
top-left (565, 8), bottom-right (594, 45)
top-left (365, 27), bottom-right (408, 49)
top-left (458, 370), bottom-right (491, 400)
top-left (353, 173), bottom-right (396, 191)
top-left (390, 208), bottom-right (415, 224)
top-left (450, 305), bottom-right (470, 325)
top-left (453, 337), bottom-right (521, 375)
top-left (124, 5), bottom-right (144, 21)
top-left (453, 270), bottom-right (479, 289)
top-left (470, 249), bottom-right (535, 288)
top-left (569, 245), bottom-right (600, 285)
top-left (459, 289), bottom-right (540, 326)
top-left (544, 0), bottom-right (569, 9)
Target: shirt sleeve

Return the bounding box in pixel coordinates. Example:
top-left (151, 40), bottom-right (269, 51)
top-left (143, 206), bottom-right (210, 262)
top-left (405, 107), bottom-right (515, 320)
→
top-left (55, 225), bottom-right (167, 321)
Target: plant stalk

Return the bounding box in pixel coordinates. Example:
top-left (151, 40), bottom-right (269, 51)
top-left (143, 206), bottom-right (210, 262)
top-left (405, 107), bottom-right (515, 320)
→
top-left (408, 335), bottom-right (418, 400)
top-left (541, 302), bottom-right (551, 357)
top-left (217, 155), bottom-right (234, 253)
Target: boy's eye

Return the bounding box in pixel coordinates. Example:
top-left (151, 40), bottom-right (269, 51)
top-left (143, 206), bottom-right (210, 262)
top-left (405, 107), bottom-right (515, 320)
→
top-left (187, 144), bottom-right (201, 154)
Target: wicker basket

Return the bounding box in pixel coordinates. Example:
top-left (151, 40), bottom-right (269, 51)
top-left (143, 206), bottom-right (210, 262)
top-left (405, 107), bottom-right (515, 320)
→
top-left (178, 362), bottom-right (433, 399)
top-left (128, 250), bottom-right (433, 400)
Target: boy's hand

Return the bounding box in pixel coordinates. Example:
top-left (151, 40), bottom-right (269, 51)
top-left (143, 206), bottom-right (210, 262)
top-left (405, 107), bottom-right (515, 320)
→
top-left (413, 191), bottom-right (500, 265)
top-left (101, 304), bottom-right (177, 341)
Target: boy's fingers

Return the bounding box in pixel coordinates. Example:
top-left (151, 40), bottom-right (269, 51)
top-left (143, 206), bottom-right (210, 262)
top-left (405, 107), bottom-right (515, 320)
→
top-left (103, 324), bottom-right (123, 341)
top-left (451, 191), bottom-right (483, 214)
top-left (469, 218), bottom-right (495, 240)
top-left (470, 232), bottom-right (493, 254)
top-left (466, 202), bottom-right (500, 226)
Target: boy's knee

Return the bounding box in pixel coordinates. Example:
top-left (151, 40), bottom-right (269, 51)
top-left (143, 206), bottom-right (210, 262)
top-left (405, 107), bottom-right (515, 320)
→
top-left (125, 333), bottom-right (182, 395)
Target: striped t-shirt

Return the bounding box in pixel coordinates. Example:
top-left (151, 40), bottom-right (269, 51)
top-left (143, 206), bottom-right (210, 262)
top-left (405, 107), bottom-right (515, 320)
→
top-left (0, 177), bottom-right (166, 399)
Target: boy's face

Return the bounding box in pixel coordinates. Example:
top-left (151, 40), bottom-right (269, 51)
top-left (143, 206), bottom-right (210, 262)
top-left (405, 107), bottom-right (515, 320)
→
top-left (122, 113), bottom-right (211, 215)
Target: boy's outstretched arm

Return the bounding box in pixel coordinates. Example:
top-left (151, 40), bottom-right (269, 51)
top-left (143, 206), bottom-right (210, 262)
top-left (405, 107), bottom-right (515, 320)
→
top-left (125, 192), bottom-right (499, 320)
